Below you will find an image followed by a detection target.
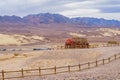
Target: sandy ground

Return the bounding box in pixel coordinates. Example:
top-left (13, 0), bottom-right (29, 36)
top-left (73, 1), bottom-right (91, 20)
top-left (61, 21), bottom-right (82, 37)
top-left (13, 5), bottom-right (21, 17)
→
top-left (14, 58), bottom-right (120, 80)
top-left (1, 46), bottom-right (119, 80)
top-left (0, 34), bottom-right (45, 45)
top-left (0, 46), bottom-right (120, 71)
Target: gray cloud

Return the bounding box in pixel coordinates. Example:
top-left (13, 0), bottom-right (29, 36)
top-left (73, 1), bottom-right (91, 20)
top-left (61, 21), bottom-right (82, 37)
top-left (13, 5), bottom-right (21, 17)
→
top-left (0, 0), bottom-right (88, 15)
top-left (90, 0), bottom-right (120, 13)
top-left (100, 6), bottom-right (120, 13)
top-left (0, 0), bottom-right (120, 20)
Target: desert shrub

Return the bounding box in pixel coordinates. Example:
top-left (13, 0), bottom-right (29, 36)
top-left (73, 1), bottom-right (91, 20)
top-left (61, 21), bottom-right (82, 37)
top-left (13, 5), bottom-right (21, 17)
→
top-left (13, 53), bottom-right (19, 56)
top-left (107, 41), bottom-right (119, 44)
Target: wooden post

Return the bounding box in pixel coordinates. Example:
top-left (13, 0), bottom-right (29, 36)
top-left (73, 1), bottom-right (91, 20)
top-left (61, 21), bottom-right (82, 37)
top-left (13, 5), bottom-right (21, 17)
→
top-left (2, 70), bottom-right (5, 80)
top-left (79, 64), bottom-right (81, 71)
top-left (21, 69), bottom-right (24, 77)
top-left (54, 66), bottom-right (56, 74)
top-left (96, 60), bottom-right (98, 67)
top-left (68, 65), bottom-right (70, 72)
top-left (103, 59), bottom-right (105, 65)
top-left (39, 67), bottom-right (41, 76)
top-left (108, 57), bottom-right (110, 63)
top-left (114, 54), bottom-right (117, 60)
top-left (88, 62), bottom-right (90, 69)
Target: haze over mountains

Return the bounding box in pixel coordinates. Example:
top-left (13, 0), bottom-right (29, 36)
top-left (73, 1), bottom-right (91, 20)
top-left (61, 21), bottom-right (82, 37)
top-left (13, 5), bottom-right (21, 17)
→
top-left (0, 13), bottom-right (120, 27)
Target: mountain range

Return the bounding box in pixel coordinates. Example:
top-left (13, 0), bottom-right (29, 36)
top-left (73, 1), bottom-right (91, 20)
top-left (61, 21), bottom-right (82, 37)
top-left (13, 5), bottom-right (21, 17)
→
top-left (0, 13), bottom-right (120, 27)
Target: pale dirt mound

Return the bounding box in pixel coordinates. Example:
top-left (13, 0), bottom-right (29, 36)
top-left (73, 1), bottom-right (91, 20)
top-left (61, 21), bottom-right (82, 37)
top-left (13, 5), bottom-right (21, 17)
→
top-left (99, 28), bottom-right (120, 34)
top-left (0, 34), bottom-right (45, 45)
top-left (69, 32), bottom-right (86, 37)
top-left (98, 28), bottom-right (120, 37)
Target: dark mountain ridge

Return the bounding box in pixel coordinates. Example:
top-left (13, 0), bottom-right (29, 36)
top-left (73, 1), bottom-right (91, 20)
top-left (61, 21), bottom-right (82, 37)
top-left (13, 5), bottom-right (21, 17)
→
top-left (0, 13), bottom-right (120, 27)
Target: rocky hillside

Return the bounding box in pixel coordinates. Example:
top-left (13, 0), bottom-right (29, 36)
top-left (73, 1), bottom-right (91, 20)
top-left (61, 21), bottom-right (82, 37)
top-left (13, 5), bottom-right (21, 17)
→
top-left (0, 13), bottom-right (120, 27)
top-left (0, 13), bottom-right (120, 45)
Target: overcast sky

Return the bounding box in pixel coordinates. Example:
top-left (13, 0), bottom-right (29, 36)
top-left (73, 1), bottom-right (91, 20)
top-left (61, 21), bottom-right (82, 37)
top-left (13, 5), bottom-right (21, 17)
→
top-left (0, 0), bottom-right (120, 20)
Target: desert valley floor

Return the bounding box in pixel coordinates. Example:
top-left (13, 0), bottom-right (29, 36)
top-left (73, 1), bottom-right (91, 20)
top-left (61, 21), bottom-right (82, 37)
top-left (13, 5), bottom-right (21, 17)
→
top-left (0, 45), bottom-right (120, 80)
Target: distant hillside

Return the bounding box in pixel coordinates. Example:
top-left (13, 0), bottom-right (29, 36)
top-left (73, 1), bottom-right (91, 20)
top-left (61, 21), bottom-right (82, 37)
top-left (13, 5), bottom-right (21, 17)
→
top-left (70, 17), bottom-right (120, 27)
top-left (0, 15), bottom-right (22, 23)
top-left (23, 13), bottom-right (69, 24)
top-left (0, 13), bottom-right (120, 27)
